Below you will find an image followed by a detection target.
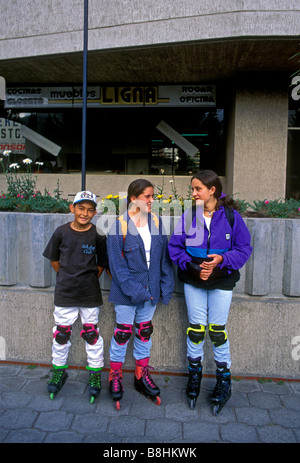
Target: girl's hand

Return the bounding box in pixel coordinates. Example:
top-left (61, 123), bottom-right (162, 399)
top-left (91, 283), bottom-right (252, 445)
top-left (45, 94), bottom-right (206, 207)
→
top-left (200, 254), bottom-right (223, 271)
top-left (199, 268), bottom-right (213, 280)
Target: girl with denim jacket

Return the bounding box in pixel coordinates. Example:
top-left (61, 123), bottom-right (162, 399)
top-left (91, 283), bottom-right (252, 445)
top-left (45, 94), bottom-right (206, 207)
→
top-left (107, 179), bottom-right (174, 409)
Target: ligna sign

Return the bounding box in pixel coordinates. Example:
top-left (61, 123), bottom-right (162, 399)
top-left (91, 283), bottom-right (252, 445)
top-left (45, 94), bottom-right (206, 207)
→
top-left (5, 85), bottom-right (216, 108)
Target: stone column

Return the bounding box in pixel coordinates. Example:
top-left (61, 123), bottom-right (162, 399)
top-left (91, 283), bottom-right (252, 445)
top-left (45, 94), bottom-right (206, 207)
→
top-left (226, 72), bottom-right (288, 203)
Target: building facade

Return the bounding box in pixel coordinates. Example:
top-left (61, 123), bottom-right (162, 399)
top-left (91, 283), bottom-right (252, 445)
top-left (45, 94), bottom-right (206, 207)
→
top-left (0, 0), bottom-right (299, 202)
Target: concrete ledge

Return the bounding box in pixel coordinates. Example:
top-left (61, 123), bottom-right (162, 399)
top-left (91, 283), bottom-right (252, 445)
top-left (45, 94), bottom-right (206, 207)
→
top-left (0, 287), bottom-right (299, 379)
top-left (0, 212), bottom-right (299, 297)
top-left (283, 220), bottom-right (300, 297)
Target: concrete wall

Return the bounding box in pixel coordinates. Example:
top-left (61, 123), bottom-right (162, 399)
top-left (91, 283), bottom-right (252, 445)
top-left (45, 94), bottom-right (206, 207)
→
top-left (1, 213), bottom-right (299, 298)
top-left (0, 212), bottom-right (299, 378)
top-left (1, 1), bottom-right (299, 60)
top-left (0, 289), bottom-right (299, 379)
top-left (0, 173), bottom-right (227, 204)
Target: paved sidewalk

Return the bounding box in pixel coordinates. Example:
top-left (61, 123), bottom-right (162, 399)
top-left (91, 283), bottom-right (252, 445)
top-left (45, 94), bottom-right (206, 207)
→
top-left (0, 363), bottom-right (299, 444)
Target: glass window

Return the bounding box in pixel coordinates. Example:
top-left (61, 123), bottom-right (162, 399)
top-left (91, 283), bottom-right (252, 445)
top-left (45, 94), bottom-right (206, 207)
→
top-left (150, 108), bottom-right (225, 175)
top-left (2, 106), bottom-right (226, 176)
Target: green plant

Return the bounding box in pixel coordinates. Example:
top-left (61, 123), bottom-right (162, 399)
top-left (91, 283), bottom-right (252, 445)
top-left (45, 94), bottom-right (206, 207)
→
top-left (0, 150), bottom-right (71, 213)
top-left (0, 150), bottom-right (42, 199)
top-left (231, 195), bottom-right (251, 214)
top-left (0, 191), bottom-right (71, 213)
top-left (97, 194), bottom-right (127, 216)
top-left (251, 198), bottom-right (300, 218)
top-left (98, 183), bottom-right (300, 218)
top-left (156, 169), bottom-right (166, 196)
top-left (169, 177), bottom-right (179, 200)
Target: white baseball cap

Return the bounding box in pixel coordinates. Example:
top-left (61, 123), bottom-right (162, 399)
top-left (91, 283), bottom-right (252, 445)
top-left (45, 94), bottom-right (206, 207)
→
top-left (73, 191), bottom-right (97, 206)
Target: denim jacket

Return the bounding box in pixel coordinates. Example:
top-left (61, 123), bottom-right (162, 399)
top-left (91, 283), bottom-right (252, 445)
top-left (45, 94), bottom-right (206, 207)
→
top-left (107, 211), bottom-right (174, 306)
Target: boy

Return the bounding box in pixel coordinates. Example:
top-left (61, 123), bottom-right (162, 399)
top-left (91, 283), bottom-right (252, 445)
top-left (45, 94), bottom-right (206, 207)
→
top-left (43, 190), bottom-right (108, 403)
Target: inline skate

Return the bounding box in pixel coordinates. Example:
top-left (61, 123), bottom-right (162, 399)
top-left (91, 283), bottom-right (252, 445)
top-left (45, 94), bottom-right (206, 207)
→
top-left (87, 368), bottom-right (102, 404)
top-left (186, 358), bottom-right (202, 409)
top-left (211, 364), bottom-right (231, 415)
top-left (109, 362), bottom-right (124, 410)
top-left (47, 366), bottom-right (68, 400)
top-left (134, 358), bottom-right (161, 405)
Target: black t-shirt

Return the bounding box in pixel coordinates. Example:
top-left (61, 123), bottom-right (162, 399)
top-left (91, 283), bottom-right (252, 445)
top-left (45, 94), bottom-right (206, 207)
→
top-left (43, 222), bottom-right (108, 307)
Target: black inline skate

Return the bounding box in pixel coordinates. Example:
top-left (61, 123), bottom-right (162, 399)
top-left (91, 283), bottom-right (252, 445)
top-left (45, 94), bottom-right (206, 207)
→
top-left (87, 368), bottom-right (102, 404)
top-left (134, 358), bottom-right (161, 405)
top-left (211, 364), bottom-right (231, 416)
top-left (109, 362), bottom-right (124, 410)
top-left (186, 358), bottom-right (202, 409)
top-left (47, 366), bottom-right (68, 400)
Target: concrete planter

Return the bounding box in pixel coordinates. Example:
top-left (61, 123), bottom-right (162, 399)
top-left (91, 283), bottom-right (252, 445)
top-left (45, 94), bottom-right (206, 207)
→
top-left (0, 212), bottom-right (299, 297)
top-left (0, 212), bottom-right (299, 377)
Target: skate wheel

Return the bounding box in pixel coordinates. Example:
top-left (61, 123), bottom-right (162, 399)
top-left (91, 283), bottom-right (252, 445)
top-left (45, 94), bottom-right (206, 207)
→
top-left (90, 396), bottom-right (95, 404)
top-left (154, 396), bottom-right (161, 406)
top-left (212, 404), bottom-right (220, 416)
top-left (50, 393), bottom-right (55, 400)
top-left (188, 398), bottom-right (196, 410)
top-left (116, 401), bottom-right (121, 411)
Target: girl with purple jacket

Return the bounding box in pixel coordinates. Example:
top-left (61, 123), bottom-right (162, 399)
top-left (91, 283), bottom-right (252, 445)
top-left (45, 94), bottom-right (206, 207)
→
top-left (168, 170), bottom-right (252, 414)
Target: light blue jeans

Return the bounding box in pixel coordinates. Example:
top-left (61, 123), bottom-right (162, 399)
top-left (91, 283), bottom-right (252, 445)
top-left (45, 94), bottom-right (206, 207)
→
top-left (184, 283), bottom-right (233, 368)
top-left (109, 300), bottom-right (157, 363)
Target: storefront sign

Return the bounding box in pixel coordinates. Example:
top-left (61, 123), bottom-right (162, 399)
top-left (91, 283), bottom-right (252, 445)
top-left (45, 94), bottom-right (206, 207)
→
top-left (5, 85), bottom-right (216, 108)
top-left (0, 118), bottom-right (25, 153)
top-left (291, 75), bottom-right (300, 101)
top-left (5, 86), bottom-right (100, 109)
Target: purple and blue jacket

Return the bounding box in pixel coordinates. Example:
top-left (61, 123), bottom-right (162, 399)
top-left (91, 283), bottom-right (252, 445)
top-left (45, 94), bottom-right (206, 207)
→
top-left (168, 205), bottom-right (252, 290)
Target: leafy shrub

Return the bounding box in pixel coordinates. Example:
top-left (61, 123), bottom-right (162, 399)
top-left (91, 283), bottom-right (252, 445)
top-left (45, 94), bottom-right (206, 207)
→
top-left (0, 151), bottom-right (71, 213)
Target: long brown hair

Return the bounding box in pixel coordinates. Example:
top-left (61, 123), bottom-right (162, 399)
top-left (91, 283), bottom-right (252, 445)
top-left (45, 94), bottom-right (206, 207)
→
top-left (191, 170), bottom-right (236, 210)
top-left (127, 179), bottom-right (154, 208)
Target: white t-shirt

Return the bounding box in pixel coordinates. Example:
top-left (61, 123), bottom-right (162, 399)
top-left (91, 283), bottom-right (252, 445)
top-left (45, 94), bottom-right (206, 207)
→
top-left (204, 215), bottom-right (212, 239)
top-left (137, 223), bottom-right (151, 268)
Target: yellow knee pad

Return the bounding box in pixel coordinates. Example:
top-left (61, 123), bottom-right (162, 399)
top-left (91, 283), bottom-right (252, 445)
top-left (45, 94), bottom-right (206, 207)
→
top-left (187, 324), bottom-right (206, 345)
top-left (208, 324), bottom-right (227, 347)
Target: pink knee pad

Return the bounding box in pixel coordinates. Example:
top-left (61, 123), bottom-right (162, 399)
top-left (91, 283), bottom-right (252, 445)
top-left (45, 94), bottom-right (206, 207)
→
top-left (135, 320), bottom-right (153, 342)
top-left (114, 323), bottom-right (133, 345)
top-left (53, 325), bottom-right (72, 345)
top-left (80, 323), bottom-right (99, 345)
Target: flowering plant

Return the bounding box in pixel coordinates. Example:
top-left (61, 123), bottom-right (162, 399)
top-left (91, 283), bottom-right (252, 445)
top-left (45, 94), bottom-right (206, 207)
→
top-left (97, 194), bottom-right (127, 216)
top-left (0, 151), bottom-right (71, 213)
top-left (99, 172), bottom-right (300, 219)
top-left (0, 150), bottom-right (43, 199)
top-left (247, 198), bottom-right (300, 218)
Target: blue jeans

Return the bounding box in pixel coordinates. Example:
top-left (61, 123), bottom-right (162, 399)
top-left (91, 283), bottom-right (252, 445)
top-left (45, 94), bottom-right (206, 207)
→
top-left (184, 283), bottom-right (233, 368)
top-left (109, 300), bottom-right (156, 363)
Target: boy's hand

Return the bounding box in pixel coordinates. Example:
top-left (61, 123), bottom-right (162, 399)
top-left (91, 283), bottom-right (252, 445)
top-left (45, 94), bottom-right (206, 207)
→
top-left (106, 268), bottom-right (112, 279)
top-left (50, 261), bottom-right (60, 273)
top-left (97, 266), bottom-right (104, 278)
